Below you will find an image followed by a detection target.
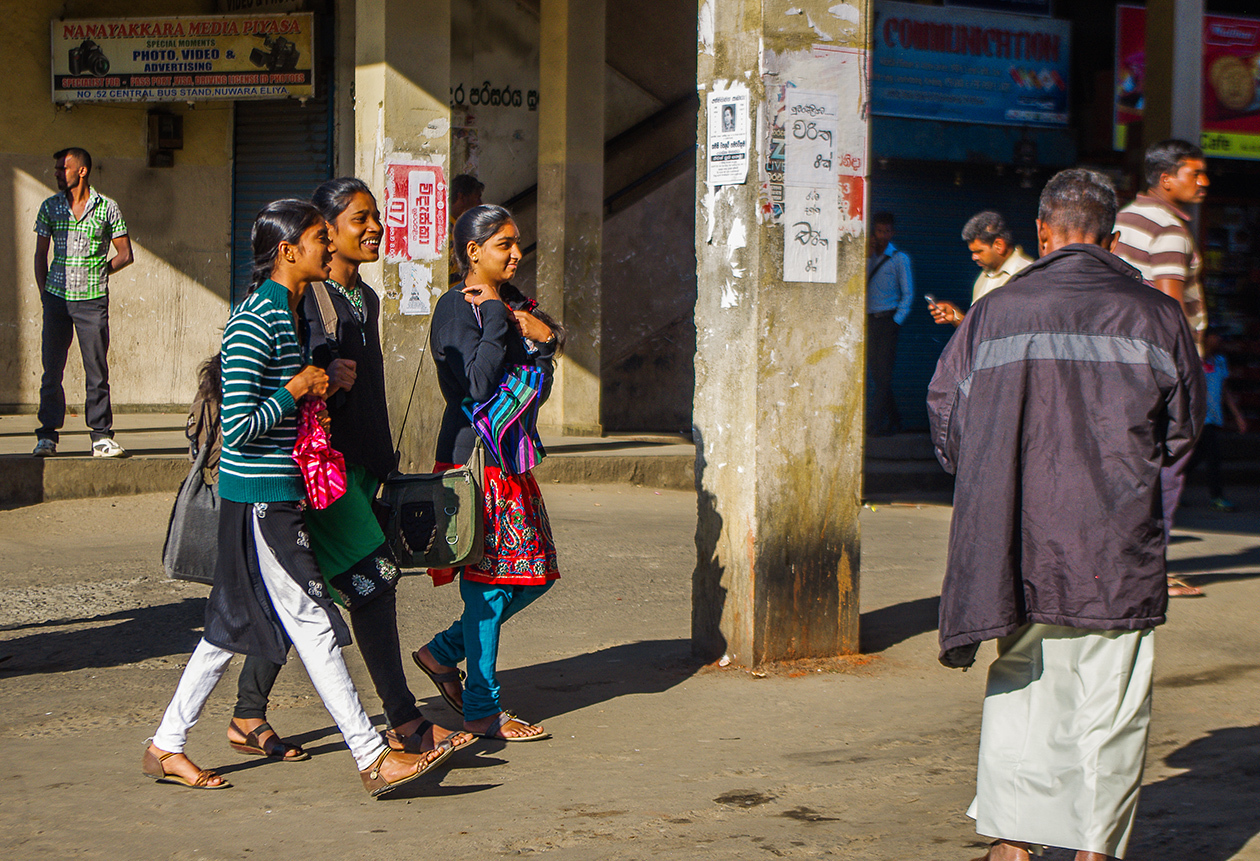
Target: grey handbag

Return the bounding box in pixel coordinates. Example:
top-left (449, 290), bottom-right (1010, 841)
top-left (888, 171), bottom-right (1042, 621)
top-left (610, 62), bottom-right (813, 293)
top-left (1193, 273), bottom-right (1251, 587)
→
top-left (162, 436), bottom-right (220, 585)
top-left (379, 438), bottom-right (485, 570)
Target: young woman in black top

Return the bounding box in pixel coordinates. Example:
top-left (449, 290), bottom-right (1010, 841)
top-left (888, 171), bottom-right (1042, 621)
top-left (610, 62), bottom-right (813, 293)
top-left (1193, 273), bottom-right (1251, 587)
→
top-left (412, 205), bottom-right (563, 742)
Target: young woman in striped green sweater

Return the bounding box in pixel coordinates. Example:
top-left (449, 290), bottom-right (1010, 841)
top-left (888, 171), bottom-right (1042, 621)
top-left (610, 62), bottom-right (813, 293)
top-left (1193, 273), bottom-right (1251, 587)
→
top-left (143, 200), bottom-right (448, 796)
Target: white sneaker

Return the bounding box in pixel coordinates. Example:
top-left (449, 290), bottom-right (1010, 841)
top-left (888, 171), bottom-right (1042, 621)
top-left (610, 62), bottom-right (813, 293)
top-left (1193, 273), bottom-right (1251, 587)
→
top-left (92, 438), bottom-right (126, 458)
top-left (32, 439), bottom-right (56, 457)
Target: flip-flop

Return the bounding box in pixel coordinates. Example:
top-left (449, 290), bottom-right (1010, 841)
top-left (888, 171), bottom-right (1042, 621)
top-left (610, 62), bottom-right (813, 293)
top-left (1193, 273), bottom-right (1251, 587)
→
top-left (142, 747), bottom-right (231, 790)
top-left (384, 720), bottom-right (475, 755)
top-left (227, 719), bottom-right (310, 761)
top-left (412, 649), bottom-right (466, 714)
top-left (1167, 577), bottom-right (1205, 598)
top-left (469, 711), bottom-right (552, 743)
top-left (360, 744), bottom-right (455, 798)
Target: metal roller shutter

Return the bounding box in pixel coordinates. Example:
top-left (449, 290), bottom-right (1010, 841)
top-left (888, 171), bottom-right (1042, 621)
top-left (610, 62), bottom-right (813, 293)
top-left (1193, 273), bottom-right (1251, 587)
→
top-left (868, 164), bottom-right (1044, 429)
top-left (230, 95), bottom-right (333, 306)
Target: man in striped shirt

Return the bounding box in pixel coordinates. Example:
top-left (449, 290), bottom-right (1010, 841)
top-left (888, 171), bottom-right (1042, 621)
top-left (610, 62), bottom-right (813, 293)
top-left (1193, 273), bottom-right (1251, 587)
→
top-left (1114, 139), bottom-right (1210, 598)
top-left (1114, 139), bottom-right (1209, 350)
top-left (33, 147), bottom-right (132, 457)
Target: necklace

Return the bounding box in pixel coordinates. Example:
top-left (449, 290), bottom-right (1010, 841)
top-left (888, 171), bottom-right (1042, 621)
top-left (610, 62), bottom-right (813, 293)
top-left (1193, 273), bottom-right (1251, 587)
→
top-left (326, 276), bottom-right (366, 324)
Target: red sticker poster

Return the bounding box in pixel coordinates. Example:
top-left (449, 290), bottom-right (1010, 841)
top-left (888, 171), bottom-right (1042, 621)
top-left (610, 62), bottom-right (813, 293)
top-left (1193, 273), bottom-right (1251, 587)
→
top-left (384, 162), bottom-right (447, 262)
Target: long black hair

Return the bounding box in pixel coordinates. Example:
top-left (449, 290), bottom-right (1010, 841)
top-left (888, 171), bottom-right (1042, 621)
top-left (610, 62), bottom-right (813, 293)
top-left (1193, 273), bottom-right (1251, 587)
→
top-left (312, 176), bottom-right (373, 223)
top-left (249, 199), bottom-right (325, 292)
top-left (196, 352), bottom-right (222, 405)
top-left (454, 204), bottom-right (566, 353)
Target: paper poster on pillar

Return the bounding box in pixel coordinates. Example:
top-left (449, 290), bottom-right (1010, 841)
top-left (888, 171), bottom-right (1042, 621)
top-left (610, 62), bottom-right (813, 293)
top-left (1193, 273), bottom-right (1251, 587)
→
top-left (783, 89), bottom-right (839, 283)
top-left (784, 185), bottom-right (839, 281)
top-left (706, 85), bottom-right (750, 186)
top-left (384, 161), bottom-right (448, 265)
top-left (398, 262), bottom-right (432, 316)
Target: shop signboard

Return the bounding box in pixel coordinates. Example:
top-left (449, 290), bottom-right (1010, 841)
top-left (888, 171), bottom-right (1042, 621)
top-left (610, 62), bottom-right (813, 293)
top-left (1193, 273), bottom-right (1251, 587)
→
top-left (1115, 6), bottom-right (1260, 160)
top-left (51, 14), bottom-right (315, 103)
top-left (872, 0), bottom-right (1070, 127)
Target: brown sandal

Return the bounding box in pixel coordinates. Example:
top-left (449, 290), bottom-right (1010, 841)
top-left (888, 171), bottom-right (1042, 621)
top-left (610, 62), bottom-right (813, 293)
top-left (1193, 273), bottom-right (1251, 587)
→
top-left (384, 719), bottom-right (475, 755)
top-left (227, 719), bottom-right (310, 761)
top-left (360, 744), bottom-right (454, 798)
top-left (142, 746), bottom-right (230, 790)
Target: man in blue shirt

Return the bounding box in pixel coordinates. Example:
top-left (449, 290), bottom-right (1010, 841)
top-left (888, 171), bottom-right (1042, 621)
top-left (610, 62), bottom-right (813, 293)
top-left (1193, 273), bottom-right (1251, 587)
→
top-left (866, 211), bottom-right (914, 436)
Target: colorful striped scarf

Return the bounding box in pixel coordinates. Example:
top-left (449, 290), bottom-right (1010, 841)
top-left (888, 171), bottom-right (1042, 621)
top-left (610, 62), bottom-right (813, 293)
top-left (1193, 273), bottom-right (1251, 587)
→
top-left (462, 364), bottom-right (547, 475)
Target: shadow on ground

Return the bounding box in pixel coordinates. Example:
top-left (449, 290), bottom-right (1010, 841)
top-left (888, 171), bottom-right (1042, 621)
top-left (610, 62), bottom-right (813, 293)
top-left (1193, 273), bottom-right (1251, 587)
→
top-left (859, 595), bottom-right (939, 654)
top-left (470, 638), bottom-right (706, 727)
top-left (1128, 724), bottom-right (1260, 860)
top-left (0, 598), bottom-right (206, 677)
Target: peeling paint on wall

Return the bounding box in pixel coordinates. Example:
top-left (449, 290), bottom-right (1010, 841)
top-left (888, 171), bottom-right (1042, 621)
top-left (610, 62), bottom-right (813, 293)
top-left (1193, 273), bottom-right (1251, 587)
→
top-left (423, 117), bottom-right (450, 138)
top-left (828, 3), bottom-right (860, 26)
top-left (727, 217), bottom-right (747, 278)
top-left (698, 1), bottom-right (714, 57)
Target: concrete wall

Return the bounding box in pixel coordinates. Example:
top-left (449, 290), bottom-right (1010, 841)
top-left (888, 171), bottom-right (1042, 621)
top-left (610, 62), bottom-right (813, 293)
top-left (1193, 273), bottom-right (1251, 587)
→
top-left (602, 168), bottom-right (697, 432)
top-left (2, 0), bottom-right (232, 412)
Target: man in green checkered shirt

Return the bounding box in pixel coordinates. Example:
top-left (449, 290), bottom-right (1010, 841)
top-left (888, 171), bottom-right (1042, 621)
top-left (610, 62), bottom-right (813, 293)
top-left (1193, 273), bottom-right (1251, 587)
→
top-left (33, 147), bottom-right (133, 458)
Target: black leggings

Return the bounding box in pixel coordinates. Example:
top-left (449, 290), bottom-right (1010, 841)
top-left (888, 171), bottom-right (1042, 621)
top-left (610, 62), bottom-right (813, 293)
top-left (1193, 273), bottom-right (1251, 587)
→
top-left (234, 585), bottom-right (423, 730)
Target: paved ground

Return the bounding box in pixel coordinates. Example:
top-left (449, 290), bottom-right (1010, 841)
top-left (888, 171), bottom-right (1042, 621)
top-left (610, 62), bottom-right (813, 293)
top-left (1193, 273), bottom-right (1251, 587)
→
top-left (1, 484), bottom-right (1258, 860)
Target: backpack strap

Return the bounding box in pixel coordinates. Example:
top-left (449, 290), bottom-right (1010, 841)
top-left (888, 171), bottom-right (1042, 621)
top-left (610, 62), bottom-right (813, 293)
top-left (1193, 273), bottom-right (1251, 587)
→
top-left (310, 281), bottom-right (339, 342)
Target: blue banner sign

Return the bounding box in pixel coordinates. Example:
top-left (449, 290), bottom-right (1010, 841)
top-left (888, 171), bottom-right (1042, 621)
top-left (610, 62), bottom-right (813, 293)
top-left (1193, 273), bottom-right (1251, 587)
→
top-left (872, 0), bottom-right (1071, 127)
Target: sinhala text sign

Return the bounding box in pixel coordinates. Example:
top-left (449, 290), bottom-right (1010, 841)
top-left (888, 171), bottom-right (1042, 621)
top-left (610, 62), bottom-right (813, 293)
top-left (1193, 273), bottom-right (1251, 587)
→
top-left (872, 0), bottom-right (1070, 127)
top-left (51, 14), bottom-right (314, 103)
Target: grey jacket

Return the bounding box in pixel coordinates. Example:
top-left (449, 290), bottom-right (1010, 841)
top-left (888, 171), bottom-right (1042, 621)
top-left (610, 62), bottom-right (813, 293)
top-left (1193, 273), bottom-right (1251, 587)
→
top-left (927, 243), bottom-right (1205, 667)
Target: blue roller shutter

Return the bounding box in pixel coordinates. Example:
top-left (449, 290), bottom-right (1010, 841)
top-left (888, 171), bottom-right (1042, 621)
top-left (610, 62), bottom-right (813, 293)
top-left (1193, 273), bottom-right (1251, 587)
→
top-left (868, 164), bottom-right (1043, 430)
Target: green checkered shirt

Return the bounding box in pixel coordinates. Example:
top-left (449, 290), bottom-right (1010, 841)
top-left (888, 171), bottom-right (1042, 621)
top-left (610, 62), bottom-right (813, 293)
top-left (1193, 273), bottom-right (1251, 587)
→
top-left (35, 189), bottom-right (128, 301)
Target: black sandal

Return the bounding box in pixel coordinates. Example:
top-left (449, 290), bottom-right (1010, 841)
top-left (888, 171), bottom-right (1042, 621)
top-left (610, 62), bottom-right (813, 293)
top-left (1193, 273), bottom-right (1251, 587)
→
top-left (227, 719), bottom-right (310, 761)
top-left (412, 649), bottom-right (466, 714)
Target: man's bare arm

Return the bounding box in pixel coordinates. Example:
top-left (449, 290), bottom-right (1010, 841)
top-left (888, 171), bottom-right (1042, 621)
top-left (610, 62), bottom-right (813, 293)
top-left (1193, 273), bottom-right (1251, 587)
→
top-left (109, 235), bottom-right (134, 274)
top-left (34, 235), bottom-right (50, 291)
top-left (1152, 277), bottom-right (1185, 305)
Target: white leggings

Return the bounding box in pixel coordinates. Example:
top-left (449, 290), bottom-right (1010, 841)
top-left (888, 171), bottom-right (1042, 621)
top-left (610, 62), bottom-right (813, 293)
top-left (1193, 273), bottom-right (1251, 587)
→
top-left (152, 511), bottom-right (387, 770)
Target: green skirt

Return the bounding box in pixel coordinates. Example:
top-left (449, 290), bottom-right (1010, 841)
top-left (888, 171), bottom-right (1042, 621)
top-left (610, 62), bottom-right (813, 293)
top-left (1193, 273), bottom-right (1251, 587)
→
top-left (303, 464), bottom-right (396, 608)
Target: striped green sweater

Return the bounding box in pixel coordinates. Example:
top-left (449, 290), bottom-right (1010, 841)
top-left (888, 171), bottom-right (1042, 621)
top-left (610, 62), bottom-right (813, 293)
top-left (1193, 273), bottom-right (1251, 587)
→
top-left (218, 280), bottom-right (304, 503)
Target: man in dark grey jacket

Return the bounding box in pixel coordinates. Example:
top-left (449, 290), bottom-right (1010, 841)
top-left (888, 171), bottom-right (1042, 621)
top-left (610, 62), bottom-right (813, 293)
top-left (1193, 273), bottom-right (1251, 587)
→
top-left (927, 169), bottom-right (1204, 861)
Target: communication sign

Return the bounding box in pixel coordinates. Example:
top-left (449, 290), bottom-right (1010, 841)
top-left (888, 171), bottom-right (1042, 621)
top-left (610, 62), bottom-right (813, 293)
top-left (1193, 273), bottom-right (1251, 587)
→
top-left (51, 14), bottom-right (314, 103)
top-left (872, 0), bottom-right (1071, 126)
top-left (1115, 5), bottom-right (1260, 160)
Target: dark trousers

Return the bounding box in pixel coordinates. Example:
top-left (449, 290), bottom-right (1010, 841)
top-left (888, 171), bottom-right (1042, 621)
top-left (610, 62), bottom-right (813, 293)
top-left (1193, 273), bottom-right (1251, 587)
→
top-left (1186, 423), bottom-right (1224, 499)
top-left (38, 293), bottom-right (113, 442)
top-left (235, 586), bottom-right (422, 730)
top-left (866, 311), bottom-right (901, 434)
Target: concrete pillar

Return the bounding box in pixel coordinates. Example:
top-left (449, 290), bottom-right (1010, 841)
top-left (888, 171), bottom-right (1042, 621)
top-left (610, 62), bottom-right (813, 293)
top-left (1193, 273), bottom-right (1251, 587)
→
top-left (693, 1), bottom-right (869, 666)
top-left (1143, 0), bottom-right (1203, 145)
top-left (536, 0), bottom-right (605, 437)
top-left (354, 0), bottom-right (451, 471)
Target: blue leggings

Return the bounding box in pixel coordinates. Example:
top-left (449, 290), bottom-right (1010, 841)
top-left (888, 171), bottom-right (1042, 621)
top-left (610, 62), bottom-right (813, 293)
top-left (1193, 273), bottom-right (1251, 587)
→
top-left (426, 578), bottom-right (552, 722)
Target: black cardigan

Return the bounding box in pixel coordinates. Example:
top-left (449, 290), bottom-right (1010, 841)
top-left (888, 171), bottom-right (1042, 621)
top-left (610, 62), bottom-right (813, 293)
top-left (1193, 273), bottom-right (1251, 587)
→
top-left (301, 280), bottom-right (396, 481)
top-left (430, 283), bottom-right (556, 465)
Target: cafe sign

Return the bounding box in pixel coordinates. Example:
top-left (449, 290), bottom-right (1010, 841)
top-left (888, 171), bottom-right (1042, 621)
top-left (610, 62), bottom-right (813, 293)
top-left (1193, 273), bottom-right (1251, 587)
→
top-left (51, 13), bottom-right (315, 103)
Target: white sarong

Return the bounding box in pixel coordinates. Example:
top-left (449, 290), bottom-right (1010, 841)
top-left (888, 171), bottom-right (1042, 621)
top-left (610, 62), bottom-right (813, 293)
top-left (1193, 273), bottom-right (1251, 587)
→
top-left (968, 623), bottom-right (1155, 859)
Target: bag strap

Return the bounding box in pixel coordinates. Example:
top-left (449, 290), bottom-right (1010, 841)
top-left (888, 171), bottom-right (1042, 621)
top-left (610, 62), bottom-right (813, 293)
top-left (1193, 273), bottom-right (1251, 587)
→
top-left (393, 313), bottom-right (436, 462)
top-left (868, 252), bottom-right (893, 282)
top-left (310, 281), bottom-right (339, 341)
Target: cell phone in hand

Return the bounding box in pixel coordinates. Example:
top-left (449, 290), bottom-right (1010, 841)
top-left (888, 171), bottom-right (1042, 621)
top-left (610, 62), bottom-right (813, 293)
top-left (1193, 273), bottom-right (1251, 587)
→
top-left (924, 294), bottom-right (938, 306)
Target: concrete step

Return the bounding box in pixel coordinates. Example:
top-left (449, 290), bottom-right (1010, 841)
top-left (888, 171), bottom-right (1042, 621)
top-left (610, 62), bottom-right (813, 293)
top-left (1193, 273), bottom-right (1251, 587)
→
top-left (7, 416), bottom-right (1249, 507)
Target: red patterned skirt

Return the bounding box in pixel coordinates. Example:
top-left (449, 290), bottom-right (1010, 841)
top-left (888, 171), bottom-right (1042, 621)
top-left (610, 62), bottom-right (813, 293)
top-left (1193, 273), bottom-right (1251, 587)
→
top-left (428, 462), bottom-right (560, 587)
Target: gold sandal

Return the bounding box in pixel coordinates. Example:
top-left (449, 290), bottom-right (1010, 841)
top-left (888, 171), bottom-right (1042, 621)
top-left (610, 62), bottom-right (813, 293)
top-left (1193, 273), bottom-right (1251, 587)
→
top-left (142, 746), bottom-right (230, 790)
top-left (359, 744), bottom-right (454, 798)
